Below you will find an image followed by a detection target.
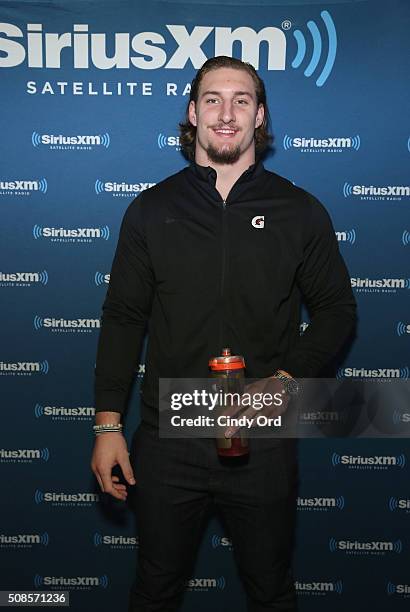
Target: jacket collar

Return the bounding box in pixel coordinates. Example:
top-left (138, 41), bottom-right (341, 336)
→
top-left (188, 158), bottom-right (265, 187)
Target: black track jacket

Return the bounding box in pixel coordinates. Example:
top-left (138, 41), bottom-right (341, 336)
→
top-left (95, 161), bottom-right (357, 425)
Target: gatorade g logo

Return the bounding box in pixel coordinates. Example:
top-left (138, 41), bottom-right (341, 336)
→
top-left (252, 216), bottom-right (264, 229)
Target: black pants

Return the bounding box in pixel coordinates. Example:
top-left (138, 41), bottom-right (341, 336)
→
top-left (128, 422), bottom-right (298, 612)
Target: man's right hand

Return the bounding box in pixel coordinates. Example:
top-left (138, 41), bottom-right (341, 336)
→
top-left (91, 432), bottom-right (136, 501)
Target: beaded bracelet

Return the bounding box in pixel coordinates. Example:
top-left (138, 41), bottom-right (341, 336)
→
top-left (93, 423), bottom-right (123, 436)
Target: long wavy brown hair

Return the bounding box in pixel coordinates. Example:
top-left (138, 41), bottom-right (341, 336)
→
top-left (179, 56), bottom-right (273, 160)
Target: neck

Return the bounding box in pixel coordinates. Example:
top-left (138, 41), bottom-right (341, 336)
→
top-left (195, 147), bottom-right (255, 201)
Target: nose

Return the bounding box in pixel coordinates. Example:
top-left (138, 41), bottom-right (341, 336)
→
top-left (218, 100), bottom-right (235, 124)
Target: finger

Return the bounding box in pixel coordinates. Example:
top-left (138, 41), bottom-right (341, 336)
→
top-left (99, 469), bottom-right (123, 498)
top-left (95, 472), bottom-right (104, 492)
top-left (118, 456), bottom-right (136, 485)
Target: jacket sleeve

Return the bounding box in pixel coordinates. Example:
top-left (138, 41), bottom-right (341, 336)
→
top-left (94, 195), bottom-right (154, 414)
top-left (282, 194), bottom-right (357, 378)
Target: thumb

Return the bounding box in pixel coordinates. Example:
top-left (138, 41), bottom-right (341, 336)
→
top-left (118, 454), bottom-right (136, 485)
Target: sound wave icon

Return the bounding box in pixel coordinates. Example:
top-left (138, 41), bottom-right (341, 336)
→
top-left (329, 537), bottom-right (337, 552)
top-left (397, 322), bottom-right (407, 337)
top-left (334, 580), bottom-right (343, 595)
top-left (99, 574), bottom-right (109, 589)
top-left (407, 137), bottom-right (410, 154)
top-left (387, 581), bottom-right (396, 595)
top-left (388, 497), bottom-right (398, 511)
top-left (336, 368), bottom-right (344, 379)
top-left (34, 574), bottom-right (43, 588)
top-left (33, 225), bottom-right (43, 239)
top-left (393, 540), bottom-right (402, 554)
top-left (34, 403), bottom-right (44, 418)
top-left (216, 576), bottom-right (226, 590)
top-left (283, 135), bottom-right (293, 150)
top-left (34, 489), bottom-right (44, 504)
top-left (40, 360), bottom-right (49, 374)
top-left (392, 410), bottom-right (402, 425)
top-left (95, 179), bottom-right (104, 195)
top-left (32, 131), bottom-right (41, 147)
top-left (39, 270), bottom-right (48, 285)
top-left (331, 452), bottom-right (341, 466)
top-left (100, 226), bottom-right (110, 240)
top-left (158, 133), bottom-right (168, 149)
top-left (33, 316), bottom-right (44, 330)
top-left (291, 10), bottom-right (337, 87)
top-left (336, 496), bottom-right (345, 510)
top-left (94, 272), bottom-right (106, 286)
top-left (211, 535), bottom-right (221, 549)
top-left (94, 533), bottom-right (103, 547)
top-left (40, 532), bottom-right (49, 546)
top-left (396, 453), bottom-right (406, 468)
top-left (99, 133), bottom-right (110, 148)
top-left (40, 448), bottom-right (50, 462)
top-left (402, 230), bottom-right (410, 246)
top-left (400, 367), bottom-right (410, 379)
top-left (37, 178), bottom-right (48, 193)
top-left (351, 135), bottom-right (361, 151)
top-left (343, 183), bottom-right (353, 198)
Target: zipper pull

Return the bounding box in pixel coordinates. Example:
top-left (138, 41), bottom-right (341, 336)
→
top-left (222, 199), bottom-right (226, 208)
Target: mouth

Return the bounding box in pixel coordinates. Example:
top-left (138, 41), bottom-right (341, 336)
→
top-left (212, 127), bottom-right (238, 138)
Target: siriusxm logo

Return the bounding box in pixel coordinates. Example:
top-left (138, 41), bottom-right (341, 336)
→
top-left (185, 577), bottom-right (226, 591)
top-left (157, 133), bottom-right (181, 151)
top-left (93, 533), bottom-right (138, 549)
top-left (33, 316), bottom-right (100, 333)
top-left (34, 489), bottom-right (99, 506)
top-left (34, 575), bottom-right (108, 589)
top-left (329, 538), bottom-right (402, 555)
top-left (0, 12), bottom-right (336, 87)
top-left (0, 532), bottom-right (49, 548)
top-left (335, 229), bottom-right (356, 244)
top-left (211, 535), bottom-right (233, 549)
top-left (95, 179), bottom-right (155, 196)
top-left (402, 230), bottom-right (410, 246)
top-left (331, 453), bottom-right (406, 470)
top-left (387, 582), bottom-right (410, 597)
top-left (0, 448), bottom-right (49, 462)
top-left (94, 272), bottom-right (110, 286)
top-left (397, 322), bottom-right (410, 336)
top-left (283, 135), bottom-right (360, 153)
top-left (32, 131), bottom-right (110, 149)
top-left (33, 224), bottom-right (109, 243)
top-left (299, 410), bottom-right (346, 425)
top-left (136, 363), bottom-right (145, 378)
top-left (295, 580), bottom-right (342, 595)
top-left (299, 321), bottom-right (309, 334)
top-left (34, 404), bottom-right (95, 420)
top-left (0, 270), bottom-right (48, 287)
top-left (389, 497), bottom-right (410, 513)
top-left (0, 360), bottom-right (49, 376)
top-left (0, 178), bottom-right (47, 195)
top-left (351, 276), bottom-right (410, 294)
top-left (297, 496), bottom-right (344, 511)
top-left (343, 183), bottom-right (410, 201)
top-left (337, 367), bottom-right (409, 380)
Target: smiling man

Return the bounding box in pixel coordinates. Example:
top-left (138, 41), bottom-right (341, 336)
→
top-left (91, 56), bottom-right (356, 611)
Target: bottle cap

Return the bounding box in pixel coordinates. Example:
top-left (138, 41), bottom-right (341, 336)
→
top-left (209, 347), bottom-right (245, 371)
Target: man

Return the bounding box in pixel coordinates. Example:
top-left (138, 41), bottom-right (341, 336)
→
top-left (91, 56), bottom-right (356, 611)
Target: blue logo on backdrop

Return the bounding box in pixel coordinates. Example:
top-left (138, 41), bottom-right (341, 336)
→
top-left (337, 366), bottom-right (409, 379)
top-left (34, 574), bottom-right (108, 589)
top-left (33, 224), bottom-right (110, 243)
top-left (0, 532), bottom-right (49, 548)
top-left (93, 533), bottom-right (138, 549)
top-left (351, 277), bottom-right (410, 294)
top-left (331, 452), bottom-right (406, 470)
top-left (0, 178), bottom-right (47, 195)
top-left (329, 538), bottom-right (402, 555)
top-left (297, 496), bottom-right (345, 511)
top-left (283, 135), bottom-right (359, 153)
top-left (387, 582), bottom-right (410, 597)
top-left (34, 403), bottom-right (95, 420)
top-left (396, 322), bottom-right (410, 337)
top-left (33, 315), bottom-right (100, 333)
top-left (0, 448), bottom-right (49, 463)
top-left (95, 179), bottom-right (155, 196)
top-left (94, 272), bottom-right (110, 286)
top-left (335, 229), bottom-right (356, 244)
top-left (0, 360), bottom-right (49, 376)
top-left (402, 230), bottom-right (410, 246)
top-left (295, 579), bottom-right (343, 595)
top-left (32, 131), bottom-right (110, 149)
top-left (343, 183), bottom-right (410, 201)
top-left (0, 271), bottom-right (48, 287)
top-left (157, 133), bottom-right (181, 151)
top-left (389, 497), bottom-right (410, 513)
top-left (185, 576), bottom-right (226, 591)
top-left (34, 489), bottom-right (99, 506)
top-left (211, 535), bottom-right (233, 549)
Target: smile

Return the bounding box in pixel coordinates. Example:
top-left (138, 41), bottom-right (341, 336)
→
top-left (212, 128), bottom-right (237, 137)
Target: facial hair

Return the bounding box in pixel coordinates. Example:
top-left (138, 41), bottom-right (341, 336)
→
top-left (206, 143), bottom-right (242, 165)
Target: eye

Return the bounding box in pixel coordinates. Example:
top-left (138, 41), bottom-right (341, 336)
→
top-left (205, 98), bottom-right (219, 104)
top-left (236, 99), bottom-right (249, 105)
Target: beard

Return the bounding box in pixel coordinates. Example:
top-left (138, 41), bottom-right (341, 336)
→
top-left (206, 142), bottom-right (242, 165)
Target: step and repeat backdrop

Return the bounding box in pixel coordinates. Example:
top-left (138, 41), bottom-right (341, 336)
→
top-left (1, 0), bottom-right (409, 610)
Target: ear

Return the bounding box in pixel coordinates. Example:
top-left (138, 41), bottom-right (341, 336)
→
top-left (255, 103), bottom-right (264, 129)
top-left (188, 100), bottom-right (197, 127)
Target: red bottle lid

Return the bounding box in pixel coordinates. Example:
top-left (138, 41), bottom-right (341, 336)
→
top-left (208, 348), bottom-right (245, 371)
